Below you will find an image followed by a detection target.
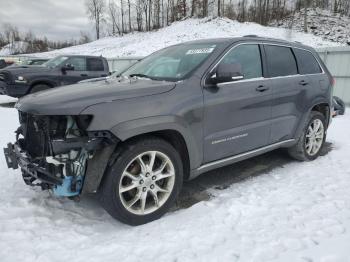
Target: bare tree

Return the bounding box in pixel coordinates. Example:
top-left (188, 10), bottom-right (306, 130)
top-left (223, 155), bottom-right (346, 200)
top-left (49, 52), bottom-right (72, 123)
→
top-left (148, 0), bottom-right (152, 30)
top-left (85, 0), bottom-right (106, 39)
top-left (120, 0), bottom-right (125, 33)
top-left (79, 31), bottom-right (92, 44)
top-left (135, 0), bottom-right (144, 31)
top-left (202, 0), bottom-right (208, 17)
top-left (303, 0), bottom-right (311, 32)
top-left (127, 0), bottom-right (132, 31)
top-left (108, 0), bottom-right (122, 35)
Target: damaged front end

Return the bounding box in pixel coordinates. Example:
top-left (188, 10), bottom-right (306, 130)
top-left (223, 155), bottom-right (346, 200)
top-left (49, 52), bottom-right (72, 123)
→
top-left (4, 112), bottom-right (118, 197)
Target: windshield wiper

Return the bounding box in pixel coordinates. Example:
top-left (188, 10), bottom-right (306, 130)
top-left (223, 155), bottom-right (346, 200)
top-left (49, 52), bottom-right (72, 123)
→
top-left (129, 73), bottom-right (154, 80)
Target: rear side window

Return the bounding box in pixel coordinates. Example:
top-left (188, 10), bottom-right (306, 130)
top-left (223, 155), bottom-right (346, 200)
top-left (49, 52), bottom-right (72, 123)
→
top-left (221, 44), bottom-right (262, 79)
top-left (265, 45), bottom-right (298, 77)
top-left (87, 58), bottom-right (105, 71)
top-left (294, 49), bottom-right (322, 74)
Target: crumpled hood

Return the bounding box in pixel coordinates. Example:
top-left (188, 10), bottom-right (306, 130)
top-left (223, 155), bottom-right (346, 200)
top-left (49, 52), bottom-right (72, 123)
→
top-left (2, 65), bottom-right (51, 75)
top-left (16, 78), bottom-right (176, 115)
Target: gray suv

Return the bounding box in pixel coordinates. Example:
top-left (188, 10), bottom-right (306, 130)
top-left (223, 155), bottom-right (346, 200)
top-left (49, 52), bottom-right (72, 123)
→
top-left (3, 37), bottom-right (333, 225)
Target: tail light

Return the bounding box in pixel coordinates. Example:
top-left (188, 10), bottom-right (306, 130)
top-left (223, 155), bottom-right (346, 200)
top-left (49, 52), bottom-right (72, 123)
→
top-left (331, 76), bottom-right (336, 87)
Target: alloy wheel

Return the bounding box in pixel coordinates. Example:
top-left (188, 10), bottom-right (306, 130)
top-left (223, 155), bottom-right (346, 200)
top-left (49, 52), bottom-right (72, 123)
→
top-left (118, 151), bottom-right (176, 215)
top-left (305, 118), bottom-right (324, 156)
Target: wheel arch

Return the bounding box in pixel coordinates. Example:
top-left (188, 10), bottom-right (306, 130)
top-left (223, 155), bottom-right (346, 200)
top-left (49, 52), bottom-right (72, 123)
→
top-left (294, 99), bottom-right (331, 140)
top-left (310, 102), bottom-right (330, 127)
top-left (110, 116), bottom-right (201, 178)
top-left (29, 80), bottom-right (56, 92)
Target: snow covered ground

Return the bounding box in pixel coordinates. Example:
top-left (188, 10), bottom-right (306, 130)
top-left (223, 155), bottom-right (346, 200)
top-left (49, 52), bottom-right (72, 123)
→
top-left (0, 105), bottom-right (350, 262)
top-left (35, 17), bottom-right (339, 59)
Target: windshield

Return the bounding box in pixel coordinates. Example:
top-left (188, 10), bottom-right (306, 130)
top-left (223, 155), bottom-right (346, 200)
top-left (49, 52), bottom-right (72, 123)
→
top-left (43, 56), bottom-right (69, 68)
top-left (19, 59), bottom-right (46, 66)
top-left (122, 43), bottom-right (219, 81)
top-left (22, 60), bottom-right (34, 65)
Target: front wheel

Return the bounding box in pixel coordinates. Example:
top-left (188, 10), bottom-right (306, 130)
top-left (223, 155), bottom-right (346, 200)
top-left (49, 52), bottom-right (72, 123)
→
top-left (99, 137), bottom-right (183, 225)
top-left (30, 84), bottom-right (51, 94)
top-left (288, 111), bottom-right (326, 161)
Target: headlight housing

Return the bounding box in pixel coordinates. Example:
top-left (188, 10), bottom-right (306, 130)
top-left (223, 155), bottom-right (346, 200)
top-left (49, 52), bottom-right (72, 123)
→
top-left (15, 76), bottom-right (27, 83)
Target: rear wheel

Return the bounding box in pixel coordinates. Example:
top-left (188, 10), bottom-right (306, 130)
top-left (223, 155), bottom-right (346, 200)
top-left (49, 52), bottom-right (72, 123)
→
top-left (99, 137), bottom-right (183, 225)
top-left (30, 84), bottom-right (51, 94)
top-left (288, 111), bottom-right (326, 161)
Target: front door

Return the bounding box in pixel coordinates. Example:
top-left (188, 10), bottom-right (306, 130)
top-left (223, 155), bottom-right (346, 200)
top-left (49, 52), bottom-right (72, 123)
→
top-left (203, 44), bottom-right (273, 163)
top-left (60, 57), bottom-right (89, 85)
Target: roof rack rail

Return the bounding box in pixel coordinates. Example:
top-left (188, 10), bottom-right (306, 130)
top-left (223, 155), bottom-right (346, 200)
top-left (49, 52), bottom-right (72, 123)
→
top-left (243, 35), bottom-right (258, 37)
top-left (294, 41), bottom-right (302, 44)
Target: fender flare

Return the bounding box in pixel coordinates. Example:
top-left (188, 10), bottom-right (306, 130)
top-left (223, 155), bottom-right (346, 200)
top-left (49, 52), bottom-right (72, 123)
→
top-left (29, 79), bottom-right (56, 90)
top-left (294, 98), bottom-right (331, 140)
top-left (110, 115), bottom-right (202, 169)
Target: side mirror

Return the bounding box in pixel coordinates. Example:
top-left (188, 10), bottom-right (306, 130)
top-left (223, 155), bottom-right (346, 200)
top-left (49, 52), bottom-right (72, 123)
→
top-left (211, 63), bottom-right (244, 84)
top-left (61, 64), bottom-right (75, 73)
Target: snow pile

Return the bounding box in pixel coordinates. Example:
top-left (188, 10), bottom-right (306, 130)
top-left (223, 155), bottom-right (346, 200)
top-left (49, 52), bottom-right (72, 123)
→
top-left (0, 106), bottom-right (350, 261)
top-left (39, 17), bottom-right (339, 58)
top-left (0, 41), bottom-right (29, 56)
top-left (271, 8), bottom-right (350, 45)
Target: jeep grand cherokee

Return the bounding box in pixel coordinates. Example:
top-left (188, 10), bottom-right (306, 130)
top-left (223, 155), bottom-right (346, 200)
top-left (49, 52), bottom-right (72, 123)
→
top-left (4, 37), bottom-right (333, 225)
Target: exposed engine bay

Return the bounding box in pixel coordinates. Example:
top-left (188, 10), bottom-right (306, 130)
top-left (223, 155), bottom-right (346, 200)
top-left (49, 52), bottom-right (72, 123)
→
top-left (4, 112), bottom-right (117, 197)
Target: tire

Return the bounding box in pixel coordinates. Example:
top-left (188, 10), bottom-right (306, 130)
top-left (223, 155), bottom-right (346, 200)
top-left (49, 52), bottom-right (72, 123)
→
top-left (288, 111), bottom-right (326, 161)
top-left (99, 137), bottom-right (183, 226)
top-left (30, 84), bottom-right (51, 94)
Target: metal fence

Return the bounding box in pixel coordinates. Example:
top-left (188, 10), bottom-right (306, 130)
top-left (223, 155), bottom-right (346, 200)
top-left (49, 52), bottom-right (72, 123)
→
top-left (317, 46), bottom-right (350, 104)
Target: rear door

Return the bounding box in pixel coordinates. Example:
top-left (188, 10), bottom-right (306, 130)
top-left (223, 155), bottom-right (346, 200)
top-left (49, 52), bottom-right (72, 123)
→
top-left (293, 48), bottom-right (327, 92)
top-left (86, 58), bottom-right (108, 78)
top-left (264, 44), bottom-right (307, 143)
top-left (203, 43), bottom-right (273, 163)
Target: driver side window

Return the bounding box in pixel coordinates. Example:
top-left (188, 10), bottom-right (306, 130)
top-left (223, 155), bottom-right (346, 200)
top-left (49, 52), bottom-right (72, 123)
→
top-left (65, 57), bottom-right (86, 71)
top-left (221, 44), bottom-right (262, 80)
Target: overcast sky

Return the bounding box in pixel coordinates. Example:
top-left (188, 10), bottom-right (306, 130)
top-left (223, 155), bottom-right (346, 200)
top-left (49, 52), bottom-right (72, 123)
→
top-left (0, 0), bottom-right (92, 41)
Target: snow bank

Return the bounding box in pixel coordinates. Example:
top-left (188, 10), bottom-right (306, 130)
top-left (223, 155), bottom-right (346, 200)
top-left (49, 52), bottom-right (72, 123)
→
top-left (0, 41), bottom-right (29, 56)
top-left (271, 8), bottom-right (350, 45)
top-left (0, 106), bottom-right (350, 261)
top-left (38, 17), bottom-right (339, 58)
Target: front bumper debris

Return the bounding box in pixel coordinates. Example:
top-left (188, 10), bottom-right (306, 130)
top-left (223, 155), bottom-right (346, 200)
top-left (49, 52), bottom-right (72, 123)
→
top-left (4, 111), bottom-right (119, 196)
top-left (4, 142), bottom-right (63, 187)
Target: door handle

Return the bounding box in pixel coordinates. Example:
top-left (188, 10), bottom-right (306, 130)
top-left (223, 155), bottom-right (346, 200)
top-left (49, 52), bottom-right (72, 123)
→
top-left (81, 74), bottom-right (88, 77)
top-left (299, 80), bottom-right (309, 86)
top-left (256, 85), bottom-right (269, 92)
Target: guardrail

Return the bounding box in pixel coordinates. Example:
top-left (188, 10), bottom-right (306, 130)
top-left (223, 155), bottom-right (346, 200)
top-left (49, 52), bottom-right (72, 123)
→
top-left (317, 46), bottom-right (350, 105)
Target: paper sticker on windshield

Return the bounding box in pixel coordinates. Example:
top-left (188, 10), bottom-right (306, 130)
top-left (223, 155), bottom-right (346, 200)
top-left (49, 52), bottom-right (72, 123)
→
top-left (186, 47), bottom-right (215, 55)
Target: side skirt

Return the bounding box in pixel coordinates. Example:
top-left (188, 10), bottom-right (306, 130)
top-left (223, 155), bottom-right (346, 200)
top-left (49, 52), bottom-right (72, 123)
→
top-left (189, 139), bottom-right (296, 180)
